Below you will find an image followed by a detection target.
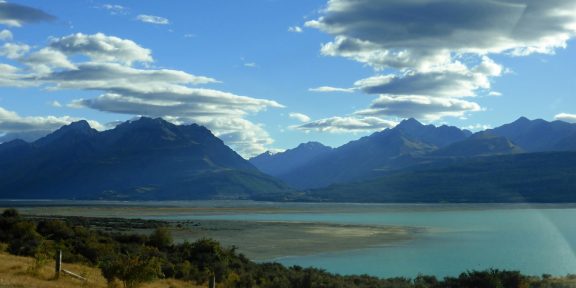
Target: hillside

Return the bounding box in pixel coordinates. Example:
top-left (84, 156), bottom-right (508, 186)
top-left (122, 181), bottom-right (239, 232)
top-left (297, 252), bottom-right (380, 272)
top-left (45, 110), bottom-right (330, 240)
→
top-left (0, 117), bottom-right (291, 200)
top-left (488, 117), bottom-right (576, 152)
top-left (304, 152), bottom-right (576, 203)
top-left (0, 250), bottom-right (198, 288)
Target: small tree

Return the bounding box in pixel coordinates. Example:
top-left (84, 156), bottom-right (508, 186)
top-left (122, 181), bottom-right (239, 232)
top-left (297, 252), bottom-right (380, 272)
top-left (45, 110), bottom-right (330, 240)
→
top-left (100, 252), bottom-right (163, 288)
top-left (148, 227), bottom-right (173, 250)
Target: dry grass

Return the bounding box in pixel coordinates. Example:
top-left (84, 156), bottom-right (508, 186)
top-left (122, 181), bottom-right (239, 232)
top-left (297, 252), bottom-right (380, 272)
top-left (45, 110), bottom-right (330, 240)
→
top-left (0, 251), bottom-right (201, 288)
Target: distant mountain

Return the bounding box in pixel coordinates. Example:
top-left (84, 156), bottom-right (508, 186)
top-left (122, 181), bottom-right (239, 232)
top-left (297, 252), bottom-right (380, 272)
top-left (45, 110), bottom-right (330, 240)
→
top-left (278, 119), bottom-right (471, 189)
top-left (432, 132), bottom-right (524, 157)
top-left (0, 117), bottom-right (291, 200)
top-left (302, 152), bottom-right (576, 203)
top-left (249, 142), bottom-right (332, 177)
top-left (488, 117), bottom-right (576, 152)
top-left (554, 132), bottom-right (576, 151)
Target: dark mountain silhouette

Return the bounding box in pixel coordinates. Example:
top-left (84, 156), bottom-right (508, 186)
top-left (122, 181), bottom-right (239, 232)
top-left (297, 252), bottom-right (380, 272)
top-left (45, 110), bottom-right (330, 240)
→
top-left (249, 142), bottom-right (332, 177)
top-left (301, 152), bottom-right (576, 203)
top-left (0, 117), bottom-right (290, 200)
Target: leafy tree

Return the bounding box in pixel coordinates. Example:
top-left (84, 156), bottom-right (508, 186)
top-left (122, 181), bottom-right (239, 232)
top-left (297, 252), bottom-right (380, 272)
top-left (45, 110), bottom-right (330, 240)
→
top-left (148, 226), bottom-right (172, 249)
top-left (100, 251), bottom-right (163, 288)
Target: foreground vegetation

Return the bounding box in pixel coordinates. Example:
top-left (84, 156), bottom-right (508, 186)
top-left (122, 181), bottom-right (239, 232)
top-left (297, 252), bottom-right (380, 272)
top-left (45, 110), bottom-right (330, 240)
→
top-left (1, 208), bottom-right (576, 288)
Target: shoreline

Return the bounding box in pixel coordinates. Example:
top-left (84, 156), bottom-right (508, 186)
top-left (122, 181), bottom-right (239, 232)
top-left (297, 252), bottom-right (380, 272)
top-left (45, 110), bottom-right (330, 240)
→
top-left (16, 211), bottom-right (425, 261)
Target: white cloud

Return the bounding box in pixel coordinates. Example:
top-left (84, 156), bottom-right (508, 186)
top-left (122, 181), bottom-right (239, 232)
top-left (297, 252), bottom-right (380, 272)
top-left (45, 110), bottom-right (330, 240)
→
top-left (0, 43), bottom-right (29, 59)
top-left (488, 91), bottom-right (503, 97)
top-left (304, 0), bottom-right (576, 125)
top-left (51, 100), bottom-right (62, 108)
top-left (0, 63), bottom-right (29, 87)
top-left (23, 48), bottom-right (76, 73)
top-left (354, 58), bottom-right (501, 98)
top-left (200, 117), bottom-right (274, 157)
top-left (289, 112), bottom-right (311, 123)
top-left (294, 116), bottom-right (397, 133)
top-left (40, 62), bottom-right (217, 90)
top-left (0, 2), bottom-right (55, 27)
top-left (101, 4), bottom-right (127, 15)
top-left (49, 33), bottom-right (153, 65)
top-left (244, 62), bottom-right (257, 68)
top-left (308, 86), bottom-right (355, 93)
top-left (0, 32), bottom-right (282, 157)
top-left (463, 124), bottom-right (492, 131)
top-left (555, 113), bottom-right (576, 123)
top-left (288, 26), bottom-right (303, 33)
top-left (137, 14), bottom-right (170, 25)
top-left (308, 0), bottom-right (576, 69)
top-left (355, 95), bottom-right (482, 121)
top-left (0, 106), bottom-right (102, 133)
top-left (0, 29), bottom-right (12, 41)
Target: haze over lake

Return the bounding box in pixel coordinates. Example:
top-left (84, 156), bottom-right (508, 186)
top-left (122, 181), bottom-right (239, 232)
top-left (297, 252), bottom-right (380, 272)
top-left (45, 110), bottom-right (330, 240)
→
top-left (8, 201), bottom-right (576, 278)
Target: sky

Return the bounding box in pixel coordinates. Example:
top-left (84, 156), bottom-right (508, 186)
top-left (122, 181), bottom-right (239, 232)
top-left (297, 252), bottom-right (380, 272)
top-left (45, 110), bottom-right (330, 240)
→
top-left (0, 0), bottom-right (574, 157)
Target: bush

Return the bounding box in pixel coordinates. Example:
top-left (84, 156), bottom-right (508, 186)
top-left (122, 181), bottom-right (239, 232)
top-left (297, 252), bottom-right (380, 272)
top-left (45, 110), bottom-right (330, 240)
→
top-left (99, 251), bottom-right (163, 288)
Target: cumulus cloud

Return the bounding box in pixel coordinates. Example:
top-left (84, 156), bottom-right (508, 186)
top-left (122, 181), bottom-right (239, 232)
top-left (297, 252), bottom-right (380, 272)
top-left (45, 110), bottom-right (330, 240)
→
top-left (308, 86), bottom-right (355, 93)
top-left (0, 42), bottom-right (29, 59)
top-left (295, 116), bottom-right (397, 133)
top-left (0, 1), bottom-right (55, 27)
top-left (355, 95), bottom-right (482, 121)
top-left (200, 117), bottom-right (274, 157)
top-left (49, 33), bottom-right (153, 65)
top-left (0, 29), bottom-right (12, 41)
top-left (136, 14), bottom-right (170, 25)
top-left (289, 112), bottom-right (311, 123)
top-left (555, 113), bottom-right (576, 123)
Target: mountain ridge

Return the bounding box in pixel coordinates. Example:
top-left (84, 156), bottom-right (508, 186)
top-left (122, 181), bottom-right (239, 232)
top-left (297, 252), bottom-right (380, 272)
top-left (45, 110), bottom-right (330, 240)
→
top-left (0, 117), bottom-right (290, 200)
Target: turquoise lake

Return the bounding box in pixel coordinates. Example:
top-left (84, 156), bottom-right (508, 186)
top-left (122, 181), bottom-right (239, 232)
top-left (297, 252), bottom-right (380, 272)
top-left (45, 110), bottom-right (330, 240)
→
top-left (145, 203), bottom-right (576, 278)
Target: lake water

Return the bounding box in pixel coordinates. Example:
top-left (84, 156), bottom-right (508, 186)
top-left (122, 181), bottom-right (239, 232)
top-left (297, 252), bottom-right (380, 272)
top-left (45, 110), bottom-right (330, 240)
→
top-left (5, 201), bottom-right (576, 278)
top-left (146, 203), bottom-right (576, 278)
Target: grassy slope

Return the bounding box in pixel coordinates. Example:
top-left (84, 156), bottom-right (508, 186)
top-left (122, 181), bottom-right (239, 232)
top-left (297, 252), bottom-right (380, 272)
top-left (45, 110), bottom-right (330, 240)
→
top-left (0, 251), bottom-right (200, 288)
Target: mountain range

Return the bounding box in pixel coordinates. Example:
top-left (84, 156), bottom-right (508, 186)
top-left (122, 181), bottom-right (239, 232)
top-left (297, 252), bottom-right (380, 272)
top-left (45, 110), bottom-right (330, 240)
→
top-left (250, 119), bottom-right (472, 189)
top-left (249, 117), bottom-right (576, 202)
top-left (0, 117), bottom-right (290, 200)
top-left (1, 116), bottom-right (575, 202)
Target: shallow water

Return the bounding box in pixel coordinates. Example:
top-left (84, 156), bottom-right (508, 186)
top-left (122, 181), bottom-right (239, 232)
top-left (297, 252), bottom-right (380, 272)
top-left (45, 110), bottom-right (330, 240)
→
top-left (149, 205), bottom-right (576, 278)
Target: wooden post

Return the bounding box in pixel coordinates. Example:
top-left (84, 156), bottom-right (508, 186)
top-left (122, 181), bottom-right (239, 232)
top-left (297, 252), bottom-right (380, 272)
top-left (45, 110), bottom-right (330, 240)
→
top-left (208, 274), bottom-right (216, 288)
top-left (54, 249), bottom-right (62, 279)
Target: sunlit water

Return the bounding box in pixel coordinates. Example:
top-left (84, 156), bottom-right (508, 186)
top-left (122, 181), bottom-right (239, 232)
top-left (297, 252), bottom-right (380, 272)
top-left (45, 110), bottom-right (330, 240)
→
top-left (148, 204), bottom-right (576, 278)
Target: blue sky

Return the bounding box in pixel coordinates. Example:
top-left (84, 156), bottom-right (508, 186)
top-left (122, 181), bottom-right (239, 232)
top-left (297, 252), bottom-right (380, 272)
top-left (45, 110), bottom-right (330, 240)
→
top-left (0, 0), bottom-right (575, 157)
